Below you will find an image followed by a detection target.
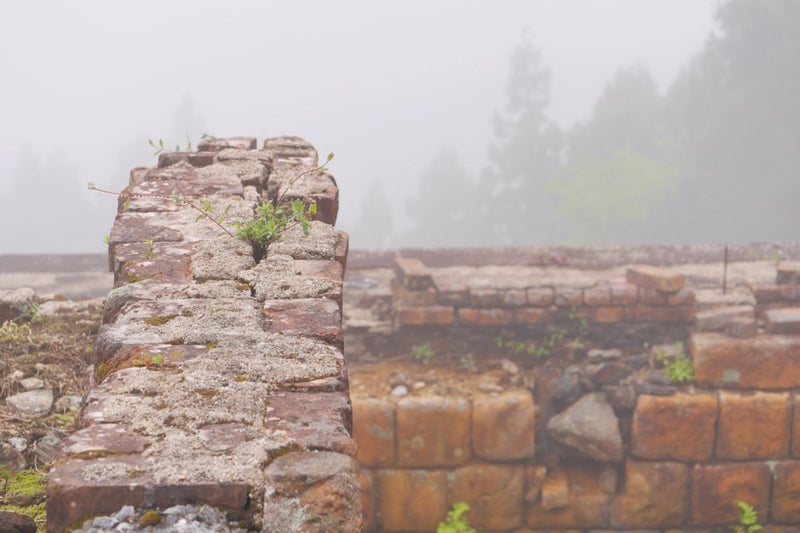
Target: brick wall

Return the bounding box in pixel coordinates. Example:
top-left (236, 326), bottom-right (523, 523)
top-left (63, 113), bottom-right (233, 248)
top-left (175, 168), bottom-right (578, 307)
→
top-left (347, 254), bottom-right (800, 532)
top-left (46, 137), bottom-right (361, 532)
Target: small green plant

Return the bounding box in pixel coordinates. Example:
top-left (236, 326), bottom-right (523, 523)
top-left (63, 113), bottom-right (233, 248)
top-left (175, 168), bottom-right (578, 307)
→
top-left (0, 320), bottom-right (32, 342)
top-left (148, 135), bottom-right (193, 155)
top-left (437, 502), bottom-right (478, 533)
top-left (495, 307), bottom-right (587, 360)
top-left (18, 302), bottom-right (41, 322)
top-left (411, 342), bottom-right (436, 365)
top-left (459, 353), bottom-right (478, 373)
top-left (654, 341), bottom-right (695, 384)
top-left (142, 238), bottom-right (155, 260)
top-left (131, 351), bottom-right (165, 369)
top-left (730, 500), bottom-right (762, 533)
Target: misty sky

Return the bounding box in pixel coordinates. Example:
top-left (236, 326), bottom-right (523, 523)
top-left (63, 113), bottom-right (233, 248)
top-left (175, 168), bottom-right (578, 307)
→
top-left (0, 0), bottom-right (717, 254)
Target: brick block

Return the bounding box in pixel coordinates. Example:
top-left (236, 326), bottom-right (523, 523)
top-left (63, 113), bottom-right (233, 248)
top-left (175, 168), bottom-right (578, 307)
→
top-left (577, 306), bottom-right (625, 324)
top-left (470, 288), bottom-right (500, 307)
top-left (631, 392), bottom-right (717, 462)
top-left (583, 284), bottom-right (611, 306)
top-left (725, 316), bottom-right (758, 338)
top-left (627, 265), bottom-right (685, 293)
top-left (776, 262), bottom-right (800, 284)
top-left (625, 305), bottom-right (695, 323)
top-left (765, 307), bottom-right (800, 334)
top-left (450, 464), bottom-right (524, 530)
top-left (772, 461), bottom-right (800, 523)
top-left (513, 307), bottom-right (555, 325)
top-left (262, 298), bottom-right (342, 350)
top-left (500, 288), bottom-right (528, 307)
top-left (747, 281), bottom-right (782, 303)
top-left (691, 463), bottom-right (770, 526)
top-left (695, 305), bottom-right (754, 332)
top-left (527, 287), bottom-right (555, 306)
top-left (197, 136), bottom-right (257, 151)
top-left (396, 304), bottom-right (454, 326)
top-left (378, 469), bottom-right (447, 532)
top-left (434, 274), bottom-right (469, 306)
top-left (526, 495), bottom-right (610, 529)
top-left (692, 333), bottom-right (800, 389)
top-left (541, 469), bottom-right (569, 510)
top-left (458, 307), bottom-right (513, 326)
top-left (640, 287), bottom-right (667, 305)
top-left (609, 282), bottom-right (638, 305)
top-left (390, 278), bottom-right (437, 307)
top-left (611, 460), bottom-right (689, 529)
top-left (352, 397), bottom-right (395, 467)
top-left (393, 257), bottom-right (433, 290)
top-left (554, 286), bottom-right (583, 307)
top-left (294, 259), bottom-right (344, 306)
top-left (793, 394), bottom-right (800, 458)
top-left (716, 391), bottom-right (791, 460)
top-left (359, 470), bottom-right (376, 532)
top-left (779, 284), bottom-right (800, 301)
top-left (667, 288), bottom-right (695, 306)
top-left (396, 396), bottom-right (470, 467)
top-left (472, 390), bottom-right (535, 460)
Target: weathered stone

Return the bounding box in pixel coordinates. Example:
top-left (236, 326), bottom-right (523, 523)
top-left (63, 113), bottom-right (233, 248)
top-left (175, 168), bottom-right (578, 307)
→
top-left (631, 392), bottom-right (717, 461)
top-left (458, 307), bottom-right (513, 326)
top-left (393, 257), bottom-right (433, 290)
top-left (390, 278), bottom-right (437, 306)
top-left (793, 394), bottom-right (800, 458)
top-left (541, 469), bottom-right (569, 510)
top-left (197, 136), bottom-right (257, 151)
top-left (555, 286), bottom-right (583, 306)
top-left (526, 494), bottom-right (610, 529)
top-left (19, 377), bottom-right (44, 390)
top-left (0, 442), bottom-right (26, 472)
top-left (262, 451), bottom-right (362, 533)
top-left (586, 362), bottom-right (632, 385)
top-left (359, 469), bottom-right (376, 532)
top-left (666, 288), bottom-right (695, 305)
top-left (588, 348), bottom-right (622, 362)
top-left (765, 307), bottom-right (800, 334)
top-left (747, 281), bottom-right (782, 303)
top-left (776, 262), bottom-right (800, 284)
top-left (34, 428), bottom-right (66, 464)
top-left (513, 307), bottom-right (555, 324)
top-left (716, 391), bottom-right (791, 460)
top-left (378, 469), bottom-right (447, 532)
top-left (0, 510), bottom-right (36, 533)
top-left (499, 288), bottom-right (528, 306)
top-left (691, 463), bottom-right (770, 526)
top-left (584, 284), bottom-right (611, 306)
top-left (626, 265), bottom-right (685, 293)
top-left (551, 369), bottom-right (584, 405)
top-left (472, 390), bottom-right (535, 460)
top-left (639, 287), bottom-right (667, 305)
top-left (724, 315), bottom-right (758, 338)
top-left (524, 464), bottom-right (547, 502)
top-left (547, 392), bottom-right (623, 462)
top-left (0, 287), bottom-right (35, 322)
top-left (450, 464), bottom-right (524, 530)
top-left (6, 389), bottom-right (53, 418)
top-left (262, 298), bottom-right (342, 350)
top-left (694, 305), bottom-right (754, 332)
top-left (611, 460), bottom-right (689, 528)
top-left (352, 397), bottom-right (395, 467)
top-left (527, 287), bottom-right (555, 306)
top-left (396, 395), bottom-right (470, 467)
top-left (609, 282), bottom-right (638, 305)
top-left (772, 461), bottom-right (800, 522)
top-left (396, 304), bottom-right (454, 326)
top-left (692, 332), bottom-right (800, 389)
top-left (602, 384), bottom-right (637, 411)
top-left (470, 287), bottom-right (500, 307)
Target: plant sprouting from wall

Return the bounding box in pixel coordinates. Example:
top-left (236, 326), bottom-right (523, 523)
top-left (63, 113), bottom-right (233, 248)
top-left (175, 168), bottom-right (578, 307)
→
top-left (730, 501), bottom-right (762, 533)
top-left (654, 341), bottom-right (694, 384)
top-left (437, 502), bottom-right (478, 533)
top-left (411, 342), bottom-right (436, 365)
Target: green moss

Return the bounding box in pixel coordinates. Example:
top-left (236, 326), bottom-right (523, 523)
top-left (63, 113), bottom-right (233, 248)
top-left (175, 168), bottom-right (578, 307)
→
top-left (139, 510), bottom-right (162, 526)
top-left (5, 469), bottom-right (46, 502)
top-left (0, 502), bottom-right (46, 532)
top-left (144, 315), bottom-right (177, 326)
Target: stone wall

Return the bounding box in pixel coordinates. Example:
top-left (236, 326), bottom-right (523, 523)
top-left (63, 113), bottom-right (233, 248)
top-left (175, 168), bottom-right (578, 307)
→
top-left (345, 252), bottom-right (800, 532)
top-left (46, 137), bottom-right (361, 532)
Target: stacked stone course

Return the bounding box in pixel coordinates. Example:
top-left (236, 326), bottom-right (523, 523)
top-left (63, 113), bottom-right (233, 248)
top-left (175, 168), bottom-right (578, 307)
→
top-left (348, 255), bottom-right (800, 532)
top-left (46, 137), bottom-right (361, 532)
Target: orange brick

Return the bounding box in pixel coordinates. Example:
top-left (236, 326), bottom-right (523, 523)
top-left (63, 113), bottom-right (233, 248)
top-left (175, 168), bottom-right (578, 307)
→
top-left (610, 460), bottom-right (689, 529)
top-left (667, 288), bottom-right (695, 305)
top-left (378, 469), bottom-right (447, 532)
top-left (793, 394), bottom-right (800, 458)
top-left (500, 288), bottom-right (528, 307)
top-left (772, 461), bottom-right (800, 523)
top-left (472, 390), bottom-right (535, 460)
top-left (766, 307), bottom-right (800, 334)
top-left (631, 392), bottom-right (717, 462)
top-left (640, 287), bottom-right (668, 305)
top-left (577, 306), bottom-right (624, 323)
top-left (526, 495), bottom-right (610, 529)
top-left (470, 288), bottom-right (500, 307)
top-left (692, 333), bottom-right (800, 389)
top-left (393, 257), bottom-right (433, 290)
top-left (716, 391), bottom-right (791, 460)
top-left (396, 304), bottom-right (454, 326)
top-left (352, 397), bottom-right (395, 467)
top-left (554, 287), bottom-right (583, 306)
top-left (396, 396), bottom-right (470, 467)
top-left (583, 284), bottom-right (611, 306)
top-left (625, 305), bottom-right (694, 323)
top-left (527, 287), bottom-right (555, 306)
top-left (513, 307), bottom-right (555, 325)
top-left (609, 282), bottom-right (638, 305)
top-left (627, 265), bottom-right (685, 293)
top-left (458, 308), bottom-right (513, 326)
top-left (450, 464), bottom-right (524, 531)
top-left (359, 469), bottom-right (375, 531)
top-left (691, 463), bottom-right (770, 526)
top-left (747, 281), bottom-right (782, 303)
top-left (390, 279), bottom-right (437, 306)
top-left (540, 469), bottom-right (569, 510)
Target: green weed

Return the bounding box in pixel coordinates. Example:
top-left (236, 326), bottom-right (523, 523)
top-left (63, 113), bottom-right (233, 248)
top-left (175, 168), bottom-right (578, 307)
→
top-left (411, 342), bottom-right (436, 365)
top-left (654, 341), bottom-right (694, 384)
top-left (437, 502), bottom-right (478, 533)
top-left (730, 500), bottom-right (762, 533)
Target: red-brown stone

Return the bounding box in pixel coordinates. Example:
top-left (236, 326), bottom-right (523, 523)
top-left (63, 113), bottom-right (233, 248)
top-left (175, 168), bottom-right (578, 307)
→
top-left (450, 464), bottom-right (524, 530)
top-left (396, 304), bottom-right (455, 326)
top-left (611, 460), bottom-right (689, 528)
top-left (472, 390), bottom-right (535, 460)
top-left (352, 397), bottom-right (395, 467)
top-left (396, 395), bottom-right (470, 467)
top-left (716, 390), bottom-right (791, 460)
top-left (458, 307), bottom-right (514, 326)
top-left (690, 463), bottom-right (770, 526)
top-left (378, 469), bottom-right (447, 532)
top-left (627, 265), bottom-right (685, 293)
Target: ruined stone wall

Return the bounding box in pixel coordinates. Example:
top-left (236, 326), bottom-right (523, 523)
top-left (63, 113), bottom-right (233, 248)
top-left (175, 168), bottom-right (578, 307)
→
top-left (46, 137), bottom-right (361, 532)
top-left (345, 251), bottom-right (800, 532)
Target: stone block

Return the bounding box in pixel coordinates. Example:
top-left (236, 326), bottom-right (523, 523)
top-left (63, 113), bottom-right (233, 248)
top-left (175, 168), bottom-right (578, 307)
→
top-left (694, 305), bottom-right (754, 332)
top-left (524, 464), bottom-right (547, 502)
top-left (631, 392), bottom-right (717, 462)
top-left (500, 288), bottom-right (528, 307)
top-left (611, 460), bottom-right (689, 528)
top-left (472, 390), bottom-right (535, 460)
top-left (625, 305), bottom-right (694, 323)
top-left (396, 304), bottom-right (454, 326)
top-left (390, 278), bottom-right (438, 306)
top-left (667, 288), bottom-right (695, 306)
top-left (197, 136), bottom-right (257, 151)
top-left (765, 307), bottom-right (800, 334)
top-left (724, 316), bottom-right (758, 338)
top-left (639, 288), bottom-right (667, 305)
top-left (772, 461), bottom-right (800, 523)
top-left (378, 469), bottom-right (447, 532)
top-left (450, 464), bottom-right (524, 531)
top-left (691, 463), bottom-right (770, 526)
top-left (513, 307), bottom-right (555, 325)
top-left (157, 151), bottom-right (216, 167)
top-left (747, 281), bottom-right (782, 303)
top-left (609, 282), bottom-right (639, 305)
top-left (393, 257), bottom-right (433, 290)
top-left (458, 307), bottom-right (513, 326)
top-left (526, 495), bottom-right (610, 529)
top-left (627, 265), bottom-right (685, 293)
top-left (527, 287), bottom-right (555, 306)
top-left (776, 262), bottom-right (800, 284)
top-left (793, 394), bottom-right (800, 458)
top-left (294, 259), bottom-right (344, 307)
top-left (577, 306), bottom-right (625, 324)
top-left (541, 469), bottom-right (569, 510)
top-left (692, 332), bottom-right (800, 389)
top-left (359, 469), bottom-right (376, 532)
top-left (263, 451), bottom-right (362, 533)
top-left (716, 391), bottom-right (791, 460)
top-left (262, 298), bottom-right (342, 350)
top-left (396, 396), bottom-right (470, 467)
top-left (555, 287), bottom-right (583, 307)
top-left (547, 392), bottom-right (623, 463)
top-left (470, 288), bottom-right (500, 307)
top-left (583, 284), bottom-right (612, 306)
top-left (779, 284), bottom-right (800, 301)
top-left (352, 397), bottom-right (395, 467)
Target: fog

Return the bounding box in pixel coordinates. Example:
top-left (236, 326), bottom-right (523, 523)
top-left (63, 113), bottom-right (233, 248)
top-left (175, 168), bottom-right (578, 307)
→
top-left (2, 0), bottom-right (795, 254)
